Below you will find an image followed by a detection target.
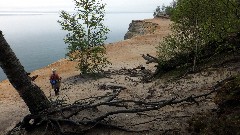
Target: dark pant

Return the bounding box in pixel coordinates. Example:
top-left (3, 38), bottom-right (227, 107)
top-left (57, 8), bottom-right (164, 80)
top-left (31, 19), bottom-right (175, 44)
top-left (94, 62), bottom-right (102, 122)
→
top-left (54, 87), bottom-right (59, 95)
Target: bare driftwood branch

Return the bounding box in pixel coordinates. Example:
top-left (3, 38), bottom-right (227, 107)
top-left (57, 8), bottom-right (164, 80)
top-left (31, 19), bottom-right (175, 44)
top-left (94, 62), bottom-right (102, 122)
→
top-left (104, 66), bottom-right (153, 83)
top-left (142, 54), bottom-right (158, 64)
top-left (13, 76), bottom-right (233, 134)
top-left (14, 86), bottom-right (218, 134)
top-left (99, 83), bottom-right (127, 90)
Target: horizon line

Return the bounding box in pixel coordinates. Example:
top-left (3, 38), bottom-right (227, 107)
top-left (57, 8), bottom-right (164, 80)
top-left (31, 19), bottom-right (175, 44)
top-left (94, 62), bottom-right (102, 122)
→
top-left (0, 10), bottom-right (153, 14)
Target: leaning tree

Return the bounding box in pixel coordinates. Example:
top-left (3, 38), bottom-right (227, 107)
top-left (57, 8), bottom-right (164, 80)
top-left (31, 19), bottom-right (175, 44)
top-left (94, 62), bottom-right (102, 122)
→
top-left (0, 31), bottom-right (50, 114)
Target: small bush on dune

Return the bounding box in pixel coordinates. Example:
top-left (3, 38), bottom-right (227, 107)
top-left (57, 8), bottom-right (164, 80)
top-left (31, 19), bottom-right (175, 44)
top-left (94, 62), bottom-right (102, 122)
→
top-left (157, 0), bottom-right (240, 73)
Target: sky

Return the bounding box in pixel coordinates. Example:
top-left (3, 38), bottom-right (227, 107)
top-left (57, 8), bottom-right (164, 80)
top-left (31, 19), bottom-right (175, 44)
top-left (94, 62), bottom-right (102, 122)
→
top-left (0, 0), bottom-right (173, 13)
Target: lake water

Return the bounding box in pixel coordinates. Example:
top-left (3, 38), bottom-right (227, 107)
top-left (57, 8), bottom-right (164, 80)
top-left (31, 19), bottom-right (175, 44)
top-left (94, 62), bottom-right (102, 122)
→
top-left (0, 12), bottom-right (153, 81)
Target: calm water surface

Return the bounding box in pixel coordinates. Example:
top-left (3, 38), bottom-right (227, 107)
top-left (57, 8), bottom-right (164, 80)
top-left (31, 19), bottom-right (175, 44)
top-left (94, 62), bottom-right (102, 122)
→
top-left (0, 12), bottom-right (153, 81)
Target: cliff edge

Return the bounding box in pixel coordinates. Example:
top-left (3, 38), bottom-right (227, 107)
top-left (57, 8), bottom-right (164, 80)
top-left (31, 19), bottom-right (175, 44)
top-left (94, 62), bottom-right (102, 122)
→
top-left (124, 18), bottom-right (170, 40)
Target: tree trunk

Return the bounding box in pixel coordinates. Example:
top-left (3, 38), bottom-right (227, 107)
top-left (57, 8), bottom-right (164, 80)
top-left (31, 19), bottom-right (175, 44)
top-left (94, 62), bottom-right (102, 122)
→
top-left (0, 31), bottom-right (51, 114)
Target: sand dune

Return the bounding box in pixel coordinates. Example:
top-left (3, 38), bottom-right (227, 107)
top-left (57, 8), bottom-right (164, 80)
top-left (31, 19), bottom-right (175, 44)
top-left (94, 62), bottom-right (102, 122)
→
top-left (2, 18), bottom-right (238, 134)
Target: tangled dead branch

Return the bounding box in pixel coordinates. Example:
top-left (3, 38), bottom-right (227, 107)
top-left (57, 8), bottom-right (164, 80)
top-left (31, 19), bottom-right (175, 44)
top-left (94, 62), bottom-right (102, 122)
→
top-left (8, 82), bottom-right (220, 135)
top-left (142, 54), bottom-right (158, 64)
top-left (104, 66), bottom-right (153, 83)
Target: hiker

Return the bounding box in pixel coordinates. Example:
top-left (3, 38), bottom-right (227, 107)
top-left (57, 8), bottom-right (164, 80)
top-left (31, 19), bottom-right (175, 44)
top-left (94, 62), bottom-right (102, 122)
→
top-left (49, 69), bottom-right (61, 95)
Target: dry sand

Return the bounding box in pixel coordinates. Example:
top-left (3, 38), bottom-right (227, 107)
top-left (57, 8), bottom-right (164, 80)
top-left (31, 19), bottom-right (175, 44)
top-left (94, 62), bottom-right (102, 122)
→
top-left (0, 18), bottom-right (239, 134)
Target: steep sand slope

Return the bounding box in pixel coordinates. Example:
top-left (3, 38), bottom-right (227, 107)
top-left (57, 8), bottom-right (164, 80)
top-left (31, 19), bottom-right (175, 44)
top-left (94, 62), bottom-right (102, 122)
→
top-left (0, 18), bottom-right (171, 134)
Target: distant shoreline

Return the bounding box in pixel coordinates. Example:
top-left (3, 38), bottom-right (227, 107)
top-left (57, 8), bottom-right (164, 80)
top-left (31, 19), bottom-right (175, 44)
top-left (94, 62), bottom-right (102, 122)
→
top-left (0, 11), bottom-right (154, 16)
top-left (0, 11), bottom-right (156, 82)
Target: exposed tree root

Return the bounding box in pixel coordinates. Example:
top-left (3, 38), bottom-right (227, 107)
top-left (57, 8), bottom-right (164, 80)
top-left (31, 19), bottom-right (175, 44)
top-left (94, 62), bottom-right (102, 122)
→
top-left (8, 81), bottom-right (221, 135)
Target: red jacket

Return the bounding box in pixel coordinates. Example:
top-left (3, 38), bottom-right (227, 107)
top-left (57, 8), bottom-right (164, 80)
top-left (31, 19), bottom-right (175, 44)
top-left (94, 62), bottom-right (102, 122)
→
top-left (50, 74), bottom-right (60, 81)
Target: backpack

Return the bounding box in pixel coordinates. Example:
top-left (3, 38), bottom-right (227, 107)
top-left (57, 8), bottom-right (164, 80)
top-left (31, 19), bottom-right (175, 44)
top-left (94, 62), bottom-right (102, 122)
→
top-left (50, 80), bottom-right (56, 85)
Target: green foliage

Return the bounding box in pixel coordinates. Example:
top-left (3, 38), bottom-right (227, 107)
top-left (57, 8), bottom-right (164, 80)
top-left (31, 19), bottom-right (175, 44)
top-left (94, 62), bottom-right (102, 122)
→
top-left (157, 0), bottom-right (240, 70)
top-left (171, 0), bottom-right (240, 42)
top-left (153, 6), bottom-right (161, 17)
top-left (58, 0), bottom-right (110, 74)
top-left (153, 1), bottom-right (176, 17)
top-left (165, 6), bottom-right (174, 16)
